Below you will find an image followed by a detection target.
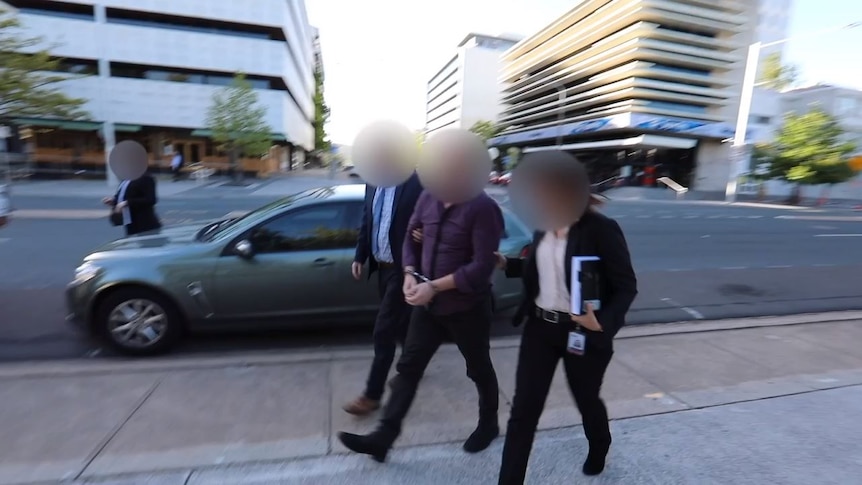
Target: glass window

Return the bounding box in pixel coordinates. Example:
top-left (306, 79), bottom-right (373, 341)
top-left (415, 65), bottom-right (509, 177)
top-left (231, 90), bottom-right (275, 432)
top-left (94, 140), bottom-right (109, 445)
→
top-left (250, 204), bottom-right (358, 253)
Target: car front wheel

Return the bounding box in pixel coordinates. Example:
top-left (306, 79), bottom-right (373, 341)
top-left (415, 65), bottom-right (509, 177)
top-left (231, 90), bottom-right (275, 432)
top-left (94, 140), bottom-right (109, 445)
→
top-left (95, 288), bottom-right (183, 356)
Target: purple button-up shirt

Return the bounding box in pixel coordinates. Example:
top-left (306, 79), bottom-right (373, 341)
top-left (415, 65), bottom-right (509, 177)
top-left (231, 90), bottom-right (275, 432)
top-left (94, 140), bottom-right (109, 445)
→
top-left (402, 190), bottom-right (505, 315)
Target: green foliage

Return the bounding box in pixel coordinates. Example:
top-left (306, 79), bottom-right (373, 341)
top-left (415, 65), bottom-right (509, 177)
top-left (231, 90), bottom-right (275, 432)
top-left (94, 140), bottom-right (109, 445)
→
top-left (0, 10), bottom-right (88, 120)
top-left (758, 53), bottom-right (798, 91)
top-left (765, 109), bottom-right (856, 185)
top-left (469, 120), bottom-right (500, 142)
top-left (205, 73), bottom-right (272, 158)
top-left (313, 69), bottom-right (330, 152)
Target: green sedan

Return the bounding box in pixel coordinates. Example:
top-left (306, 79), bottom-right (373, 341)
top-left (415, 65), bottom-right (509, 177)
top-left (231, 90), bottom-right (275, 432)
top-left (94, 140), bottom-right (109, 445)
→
top-left (66, 184), bottom-right (533, 356)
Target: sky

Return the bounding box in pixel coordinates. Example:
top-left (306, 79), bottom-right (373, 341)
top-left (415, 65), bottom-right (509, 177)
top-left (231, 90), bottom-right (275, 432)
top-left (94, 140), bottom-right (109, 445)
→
top-left (307, 0), bottom-right (862, 146)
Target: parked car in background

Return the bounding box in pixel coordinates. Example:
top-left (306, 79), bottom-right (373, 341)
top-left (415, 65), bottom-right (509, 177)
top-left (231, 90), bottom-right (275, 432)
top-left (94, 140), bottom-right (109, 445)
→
top-left (66, 184), bottom-right (533, 356)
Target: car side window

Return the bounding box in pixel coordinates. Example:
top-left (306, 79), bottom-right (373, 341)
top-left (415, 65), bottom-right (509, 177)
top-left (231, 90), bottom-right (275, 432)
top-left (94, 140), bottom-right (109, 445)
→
top-left (250, 203), bottom-right (358, 253)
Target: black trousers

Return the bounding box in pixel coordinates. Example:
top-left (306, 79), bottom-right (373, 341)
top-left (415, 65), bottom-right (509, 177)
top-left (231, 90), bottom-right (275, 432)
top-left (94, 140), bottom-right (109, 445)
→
top-left (498, 317), bottom-right (613, 485)
top-left (364, 265), bottom-right (411, 401)
top-left (377, 298), bottom-right (499, 441)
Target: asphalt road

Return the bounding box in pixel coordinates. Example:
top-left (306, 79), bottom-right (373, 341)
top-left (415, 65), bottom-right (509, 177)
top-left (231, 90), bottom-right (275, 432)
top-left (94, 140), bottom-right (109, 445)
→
top-left (2, 183), bottom-right (862, 362)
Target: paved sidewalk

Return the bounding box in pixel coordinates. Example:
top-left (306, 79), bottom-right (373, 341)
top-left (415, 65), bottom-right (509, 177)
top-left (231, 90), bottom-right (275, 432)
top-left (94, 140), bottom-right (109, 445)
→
top-left (1, 315), bottom-right (861, 484)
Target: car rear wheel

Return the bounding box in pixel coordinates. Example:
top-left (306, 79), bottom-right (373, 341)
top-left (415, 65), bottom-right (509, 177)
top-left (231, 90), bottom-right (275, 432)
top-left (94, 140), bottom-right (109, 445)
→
top-left (95, 288), bottom-right (183, 356)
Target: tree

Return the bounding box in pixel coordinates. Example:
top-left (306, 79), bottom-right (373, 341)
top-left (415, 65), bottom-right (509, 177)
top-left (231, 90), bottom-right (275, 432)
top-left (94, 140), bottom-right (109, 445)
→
top-left (313, 68), bottom-right (331, 152)
top-left (765, 108), bottom-right (856, 203)
top-left (758, 52), bottom-right (798, 91)
top-left (0, 10), bottom-right (88, 120)
top-left (469, 120), bottom-right (501, 142)
top-left (205, 73), bottom-right (272, 183)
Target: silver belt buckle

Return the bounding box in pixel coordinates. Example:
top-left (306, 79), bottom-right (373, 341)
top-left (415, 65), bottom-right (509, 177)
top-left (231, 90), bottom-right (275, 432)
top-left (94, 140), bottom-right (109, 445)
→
top-left (542, 310), bottom-right (559, 324)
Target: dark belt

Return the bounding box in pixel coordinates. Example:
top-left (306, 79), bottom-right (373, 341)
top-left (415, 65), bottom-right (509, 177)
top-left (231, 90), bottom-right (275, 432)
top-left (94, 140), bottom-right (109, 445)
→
top-left (376, 261), bottom-right (396, 269)
top-left (533, 307), bottom-right (566, 324)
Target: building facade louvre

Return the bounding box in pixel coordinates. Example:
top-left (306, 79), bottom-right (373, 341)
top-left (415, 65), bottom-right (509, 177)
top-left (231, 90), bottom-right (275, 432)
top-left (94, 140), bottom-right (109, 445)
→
top-left (491, 0), bottom-right (790, 194)
top-left (4, 0), bottom-right (316, 176)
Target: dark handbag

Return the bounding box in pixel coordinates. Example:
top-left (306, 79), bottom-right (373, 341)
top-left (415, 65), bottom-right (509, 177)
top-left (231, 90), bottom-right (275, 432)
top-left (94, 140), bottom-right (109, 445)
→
top-left (109, 208), bottom-right (124, 227)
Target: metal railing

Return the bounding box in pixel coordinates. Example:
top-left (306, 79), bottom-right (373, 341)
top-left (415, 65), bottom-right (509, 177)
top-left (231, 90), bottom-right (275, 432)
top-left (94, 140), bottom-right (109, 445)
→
top-left (657, 177), bottom-right (689, 199)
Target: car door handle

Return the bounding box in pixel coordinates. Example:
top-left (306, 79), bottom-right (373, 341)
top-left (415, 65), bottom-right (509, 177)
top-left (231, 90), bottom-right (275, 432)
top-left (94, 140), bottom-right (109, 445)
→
top-left (313, 258), bottom-right (334, 267)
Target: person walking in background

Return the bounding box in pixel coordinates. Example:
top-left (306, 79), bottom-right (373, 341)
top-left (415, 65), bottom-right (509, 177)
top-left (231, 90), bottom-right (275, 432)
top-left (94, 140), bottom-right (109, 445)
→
top-left (344, 170), bottom-right (423, 416)
top-left (170, 147), bottom-right (183, 182)
top-left (103, 170), bottom-right (161, 237)
top-left (497, 151), bottom-right (637, 484)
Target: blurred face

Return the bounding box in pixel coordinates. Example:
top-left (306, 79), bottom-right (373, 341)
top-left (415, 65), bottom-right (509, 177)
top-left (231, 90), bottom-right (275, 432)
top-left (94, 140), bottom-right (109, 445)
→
top-left (531, 176), bottom-right (588, 228)
top-left (417, 129), bottom-right (491, 204)
top-left (351, 120), bottom-right (417, 188)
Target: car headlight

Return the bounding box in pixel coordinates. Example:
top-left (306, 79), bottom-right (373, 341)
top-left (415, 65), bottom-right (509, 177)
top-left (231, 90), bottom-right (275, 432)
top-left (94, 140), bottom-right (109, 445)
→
top-left (73, 263), bottom-right (100, 285)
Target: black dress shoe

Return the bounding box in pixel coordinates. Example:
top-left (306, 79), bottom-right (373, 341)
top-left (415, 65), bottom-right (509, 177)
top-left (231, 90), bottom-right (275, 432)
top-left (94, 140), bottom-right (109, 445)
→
top-left (463, 422), bottom-right (500, 453)
top-left (582, 448), bottom-right (608, 476)
top-left (338, 431), bottom-right (390, 463)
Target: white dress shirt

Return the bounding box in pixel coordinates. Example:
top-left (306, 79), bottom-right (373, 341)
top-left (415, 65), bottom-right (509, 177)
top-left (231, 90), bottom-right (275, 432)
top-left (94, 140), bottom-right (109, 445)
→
top-left (534, 228), bottom-right (570, 312)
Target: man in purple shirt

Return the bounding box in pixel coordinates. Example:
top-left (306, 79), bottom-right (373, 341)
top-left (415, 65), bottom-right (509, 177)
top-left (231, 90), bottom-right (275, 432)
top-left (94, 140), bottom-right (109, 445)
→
top-left (338, 187), bottom-right (505, 462)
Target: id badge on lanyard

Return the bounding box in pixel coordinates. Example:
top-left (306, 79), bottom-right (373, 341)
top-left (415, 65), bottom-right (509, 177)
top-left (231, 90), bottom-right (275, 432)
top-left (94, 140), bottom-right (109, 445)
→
top-left (567, 325), bottom-right (586, 356)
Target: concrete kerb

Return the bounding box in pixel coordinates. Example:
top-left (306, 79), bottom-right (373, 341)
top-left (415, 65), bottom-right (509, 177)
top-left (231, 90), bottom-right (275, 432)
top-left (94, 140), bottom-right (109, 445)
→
top-left (2, 311), bottom-right (861, 380)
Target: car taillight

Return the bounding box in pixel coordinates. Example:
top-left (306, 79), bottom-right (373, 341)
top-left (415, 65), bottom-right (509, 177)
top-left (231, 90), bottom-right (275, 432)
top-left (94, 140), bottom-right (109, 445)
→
top-left (519, 245), bottom-right (530, 258)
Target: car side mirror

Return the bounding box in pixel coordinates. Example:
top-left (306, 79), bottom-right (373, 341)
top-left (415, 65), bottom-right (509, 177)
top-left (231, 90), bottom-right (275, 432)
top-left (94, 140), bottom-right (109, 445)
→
top-left (234, 239), bottom-right (254, 259)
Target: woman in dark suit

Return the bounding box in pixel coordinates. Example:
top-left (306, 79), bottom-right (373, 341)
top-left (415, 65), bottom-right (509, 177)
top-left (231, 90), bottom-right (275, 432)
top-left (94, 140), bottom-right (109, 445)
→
top-left (497, 151), bottom-right (638, 485)
top-left (103, 172), bottom-right (161, 237)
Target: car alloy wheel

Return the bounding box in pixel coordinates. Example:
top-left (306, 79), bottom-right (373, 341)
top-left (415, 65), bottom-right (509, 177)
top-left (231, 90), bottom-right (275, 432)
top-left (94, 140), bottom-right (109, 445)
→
top-left (108, 299), bottom-right (168, 349)
top-left (96, 288), bottom-right (183, 356)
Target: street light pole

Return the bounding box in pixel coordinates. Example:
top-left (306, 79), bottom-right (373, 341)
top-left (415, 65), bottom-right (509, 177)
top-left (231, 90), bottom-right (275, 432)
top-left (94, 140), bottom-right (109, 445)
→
top-left (725, 42), bottom-right (761, 203)
top-left (725, 21), bottom-right (862, 203)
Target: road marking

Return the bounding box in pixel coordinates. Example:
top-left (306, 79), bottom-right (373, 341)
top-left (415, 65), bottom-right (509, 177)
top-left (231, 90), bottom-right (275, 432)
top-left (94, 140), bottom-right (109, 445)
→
top-left (721, 266), bottom-right (747, 270)
top-left (747, 215), bottom-right (764, 219)
top-left (636, 215), bottom-right (650, 218)
top-left (684, 215), bottom-right (698, 219)
top-left (814, 233), bottom-right (862, 237)
top-left (12, 209), bottom-right (105, 219)
top-left (767, 265), bottom-right (792, 269)
top-left (776, 215), bottom-right (862, 221)
top-left (708, 215), bottom-right (722, 219)
top-left (661, 297), bottom-right (705, 320)
top-left (701, 235), bottom-right (711, 238)
top-left (660, 215), bottom-right (674, 219)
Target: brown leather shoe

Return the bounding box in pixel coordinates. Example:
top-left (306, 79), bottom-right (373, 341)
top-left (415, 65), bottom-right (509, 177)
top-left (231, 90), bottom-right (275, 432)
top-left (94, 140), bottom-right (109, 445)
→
top-left (343, 396), bottom-right (380, 416)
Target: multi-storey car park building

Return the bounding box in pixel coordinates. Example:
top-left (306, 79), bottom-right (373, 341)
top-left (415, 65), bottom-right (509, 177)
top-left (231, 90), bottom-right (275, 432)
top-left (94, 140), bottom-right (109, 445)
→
top-left (489, 0), bottom-right (773, 193)
top-left (2, 0), bottom-right (316, 177)
top-left (424, 33), bottom-right (521, 138)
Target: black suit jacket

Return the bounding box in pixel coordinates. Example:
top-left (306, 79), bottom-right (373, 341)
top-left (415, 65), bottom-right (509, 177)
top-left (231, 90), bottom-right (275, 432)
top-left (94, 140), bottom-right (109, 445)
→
top-left (354, 173), bottom-right (423, 275)
top-left (114, 174), bottom-right (161, 235)
top-left (505, 209), bottom-right (638, 349)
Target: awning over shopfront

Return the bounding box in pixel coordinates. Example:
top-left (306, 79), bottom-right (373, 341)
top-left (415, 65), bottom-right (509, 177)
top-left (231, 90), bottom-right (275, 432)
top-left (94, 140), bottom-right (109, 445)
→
top-left (190, 129), bottom-right (287, 142)
top-left (13, 118), bottom-right (101, 131)
top-left (522, 135), bottom-right (698, 154)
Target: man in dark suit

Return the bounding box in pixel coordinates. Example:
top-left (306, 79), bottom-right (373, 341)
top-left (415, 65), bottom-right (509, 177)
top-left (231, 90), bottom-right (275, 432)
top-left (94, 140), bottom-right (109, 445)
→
top-left (344, 172), bottom-right (423, 415)
top-left (106, 173), bottom-right (162, 237)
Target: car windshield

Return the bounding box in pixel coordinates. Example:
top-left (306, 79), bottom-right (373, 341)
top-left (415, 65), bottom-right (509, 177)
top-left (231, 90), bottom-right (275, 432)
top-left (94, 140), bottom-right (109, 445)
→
top-left (199, 187), bottom-right (341, 242)
top-left (200, 196), bottom-right (298, 241)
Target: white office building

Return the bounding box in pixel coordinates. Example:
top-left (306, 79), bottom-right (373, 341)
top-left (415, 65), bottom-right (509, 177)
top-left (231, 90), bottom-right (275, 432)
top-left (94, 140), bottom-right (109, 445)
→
top-left (749, 84), bottom-right (862, 201)
top-left (424, 33), bottom-right (521, 137)
top-left (491, 0), bottom-right (793, 194)
top-left (3, 0), bottom-right (316, 175)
